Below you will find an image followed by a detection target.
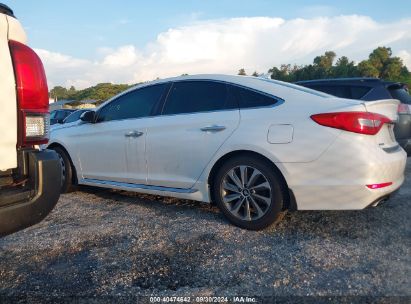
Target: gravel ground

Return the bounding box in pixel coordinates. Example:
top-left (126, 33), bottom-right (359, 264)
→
top-left (0, 162), bottom-right (410, 302)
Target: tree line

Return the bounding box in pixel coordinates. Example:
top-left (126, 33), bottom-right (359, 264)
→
top-left (49, 83), bottom-right (133, 106)
top-left (49, 46), bottom-right (410, 105)
top-left (240, 46), bottom-right (410, 86)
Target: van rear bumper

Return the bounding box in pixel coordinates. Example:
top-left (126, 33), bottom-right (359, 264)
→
top-left (0, 150), bottom-right (61, 236)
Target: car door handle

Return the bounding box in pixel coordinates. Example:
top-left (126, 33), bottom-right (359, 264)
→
top-left (125, 131), bottom-right (144, 138)
top-left (200, 125), bottom-right (226, 132)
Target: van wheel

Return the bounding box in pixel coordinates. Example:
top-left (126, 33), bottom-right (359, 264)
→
top-left (212, 156), bottom-right (286, 230)
top-left (52, 147), bottom-right (74, 193)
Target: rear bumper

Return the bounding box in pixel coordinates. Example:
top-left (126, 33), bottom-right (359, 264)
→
top-left (290, 176), bottom-right (404, 210)
top-left (284, 132), bottom-right (407, 210)
top-left (0, 150), bottom-right (61, 236)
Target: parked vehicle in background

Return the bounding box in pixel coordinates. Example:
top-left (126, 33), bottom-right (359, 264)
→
top-left (0, 3), bottom-right (60, 236)
top-left (46, 74), bottom-right (406, 230)
top-left (50, 109), bottom-right (76, 125)
top-left (51, 109), bottom-right (93, 131)
top-left (296, 78), bottom-right (411, 156)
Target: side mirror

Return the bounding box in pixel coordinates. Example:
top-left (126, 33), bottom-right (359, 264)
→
top-left (80, 111), bottom-right (96, 123)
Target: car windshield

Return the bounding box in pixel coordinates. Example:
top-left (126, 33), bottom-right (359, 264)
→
top-left (389, 87), bottom-right (411, 105)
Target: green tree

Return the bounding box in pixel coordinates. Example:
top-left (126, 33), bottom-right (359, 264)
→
top-left (238, 68), bottom-right (247, 76)
top-left (358, 47), bottom-right (406, 80)
top-left (381, 57), bottom-right (403, 79)
top-left (67, 85), bottom-right (77, 99)
top-left (398, 66), bottom-right (411, 87)
top-left (72, 83), bottom-right (131, 103)
top-left (357, 60), bottom-right (380, 77)
top-left (268, 67), bottom-right (284, 80)
top-left (313, 51), bottom-right (336, 70)
top-left (267, 47), bottom-right (411, 84)
top-left (251, 71), bottom-right (259, 77)
top-left (49, 86), bottom-right (68, 100)
top-left (50, 83), bottom-right (132, 105)
top-left (368, 47), bottom-right (392, 71)
top-left (332, 56), bottom-right (358, 77)
top-left (269, 64), bottom-right (301, 81)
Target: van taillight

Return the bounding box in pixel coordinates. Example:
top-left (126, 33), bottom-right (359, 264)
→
top-left (9, 40), bottom-right (49, 147)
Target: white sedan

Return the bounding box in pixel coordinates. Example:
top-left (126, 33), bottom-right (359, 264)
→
top-left (46, 74), bottom-right (407, 230)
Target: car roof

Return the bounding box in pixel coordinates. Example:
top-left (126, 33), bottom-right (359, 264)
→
top-left (94, 73), bottom-right (365, 110)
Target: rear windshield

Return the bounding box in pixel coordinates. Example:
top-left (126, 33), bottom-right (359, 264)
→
top-left (256, 78), bottom-right (332, 98)
top-left (301, 84), bottom-right (371, 100)
top-left (389, 88), bottom-right (411, 104)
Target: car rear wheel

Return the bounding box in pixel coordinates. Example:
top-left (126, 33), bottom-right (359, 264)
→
top-left (212, 156), bottom-right (286, 230)
top-left (52, 146), bottom-right (74, 193)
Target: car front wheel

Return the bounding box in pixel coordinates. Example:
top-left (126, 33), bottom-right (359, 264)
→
top-left (212, 156), bottom-right (286, 230)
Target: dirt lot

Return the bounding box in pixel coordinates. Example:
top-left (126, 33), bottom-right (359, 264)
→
top-left (1, 161), bottom-right (410, 302)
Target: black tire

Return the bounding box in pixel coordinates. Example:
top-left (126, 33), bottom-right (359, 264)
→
top-left (52, 146), bottom-right (74, 193)
top-left (212, 155), bottom-right (286, 230)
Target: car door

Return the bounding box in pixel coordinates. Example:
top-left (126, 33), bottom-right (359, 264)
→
top-left (145, 80), bottom-right (240, 189)
top-left (75, 83), bottom-right (167, 183)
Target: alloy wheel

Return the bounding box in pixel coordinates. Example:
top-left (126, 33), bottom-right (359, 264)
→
top-left (220, 165), bottom-right (272, 221)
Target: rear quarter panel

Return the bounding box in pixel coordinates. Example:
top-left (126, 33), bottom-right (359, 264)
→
top-left (196, 85), bottom-right (366, 192)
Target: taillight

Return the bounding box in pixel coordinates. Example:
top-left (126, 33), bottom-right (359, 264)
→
top-left (9, 40), bottom-right (49, 147)
top-left (311, 111), bottom-right (391, 135)
top-left (398, 103), bottom-right (410, 114)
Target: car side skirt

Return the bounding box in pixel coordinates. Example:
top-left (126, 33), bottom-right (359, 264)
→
top-left (80, 178), bottom-right (207, 201)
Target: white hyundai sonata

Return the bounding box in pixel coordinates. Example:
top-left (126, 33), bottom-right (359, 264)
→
top-left (46, 74), bottom-right (407, 230)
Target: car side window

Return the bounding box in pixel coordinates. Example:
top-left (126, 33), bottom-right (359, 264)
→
top-left (64, 111), bottom-right (84, 123)
top-left (96, 84), bottom-right (167, 122)
top-left (55, 110), bottom-right (68, 120)
top-left (232, 85), bottom-right (279, 108)
top-left (161, 81), bottom-right (236, 115)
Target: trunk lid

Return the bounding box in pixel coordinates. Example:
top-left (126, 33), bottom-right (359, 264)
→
top-left (363, 99), bottom-right (400, 121)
